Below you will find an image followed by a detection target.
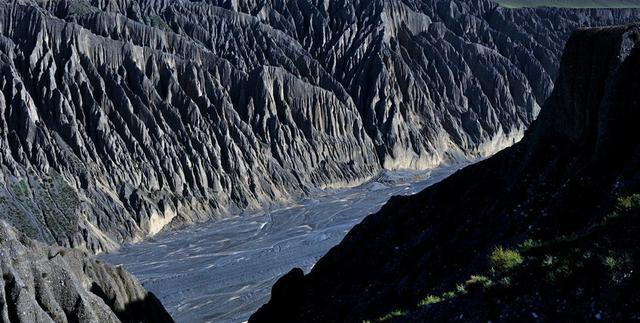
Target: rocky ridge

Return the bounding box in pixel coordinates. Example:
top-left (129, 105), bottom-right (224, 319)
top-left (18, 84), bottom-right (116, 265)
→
top-left (1, 0), bottom-right (640, 253)
top-left (251, 23), bottom-right (640, 322)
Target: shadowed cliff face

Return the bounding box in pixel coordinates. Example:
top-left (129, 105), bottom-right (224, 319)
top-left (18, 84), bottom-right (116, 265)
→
top-left (250, 24), bottom-right (640, 322)
top-left (0, 221), bottom-right (174, 323)
top-left (1, 0), bottom-right (639, 253)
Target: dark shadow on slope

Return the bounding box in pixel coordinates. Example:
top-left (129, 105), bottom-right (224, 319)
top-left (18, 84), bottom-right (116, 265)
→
top-left (396, 197), bottom-right (640, 322)
top-left (250, 24), bottom-right (640, 323)
top-left (90, 283), bottom-right (174, 323)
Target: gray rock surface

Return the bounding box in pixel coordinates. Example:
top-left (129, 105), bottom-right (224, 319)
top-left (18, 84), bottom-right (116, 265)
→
top-left (0, 0), bottom-right (379, 253)
top-left (0, 220), bottom-right (173, 322)
top-left (0, 0), bottom-right (639, 253)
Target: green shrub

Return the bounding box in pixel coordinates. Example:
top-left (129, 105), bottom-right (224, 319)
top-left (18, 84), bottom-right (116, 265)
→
top-left (377, 309), bottom-right (407, 321)
top-left (442, 291), bottom-right (457, 299)
top-left (12, 179), bottom-right (29, 198)
top-left (497, 276), bottom-right (513, 287)
top-left (455, 284), bottom-right (467, 295)
top-left (490, 247), bottom-right (523, 272)
top-left (617, 194), bottom-right (640, 211)
top-left (519, 239), bottom-right (541, 251)
top-left (603, 255), bottom-right (624, 270)
top-left (418, 295), bottom-right (442, 307)
top-left (465, 275), bottom-right (493, 288)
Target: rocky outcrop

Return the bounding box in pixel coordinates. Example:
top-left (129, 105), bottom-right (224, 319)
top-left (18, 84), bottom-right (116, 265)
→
top-left (1, 0), bottom-right (639, 253)
top-left (0, 220), bottom-right (173, 322)
top-left (251, 24), bottom-right (640, 322)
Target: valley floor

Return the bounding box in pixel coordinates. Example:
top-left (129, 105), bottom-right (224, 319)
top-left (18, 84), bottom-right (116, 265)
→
top-left (100, 166), bottom-right (463, 322)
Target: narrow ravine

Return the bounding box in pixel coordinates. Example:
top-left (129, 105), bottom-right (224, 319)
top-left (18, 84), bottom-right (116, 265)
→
top-left (101, 166), bottom-right (463, 323)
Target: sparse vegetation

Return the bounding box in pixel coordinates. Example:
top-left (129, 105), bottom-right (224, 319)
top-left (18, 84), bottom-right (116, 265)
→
top-left (418, 295), bottom-right (442, 307)
top-left (497, 276), bottom-right (513, 287)
top-left (68, 1), bottom-right (99, 15)
top-left (605, 194), bottom-right (640, 222)
top-left (149, 15), bottom-right (172, 31)
top-left (422, 195), bottom-right (640, 321)
top-left (542, 254), bottom-right (573, 283)
top-left (12, 179), bottom-right (29, 199)
top-left (617, 194), bottom-right (640, 211)
top-left (455, 284), bottom-right (467, 295)
top-left (490, 247), bottom-right (524, 272)
top-left (519, 239), bottom-right (541, 251)
top-left (465, 275), bottom-right (493, 288)
top-left (377, 309), bottom-right (408, 322)
top-left (442, 290), bottom-right (457, 299)
top-left (603, 255), bottom-right (622, 269)
top-left (372, 310), bottom-right (406, 322)
top-left (0, 172), bottom-right (81, 244)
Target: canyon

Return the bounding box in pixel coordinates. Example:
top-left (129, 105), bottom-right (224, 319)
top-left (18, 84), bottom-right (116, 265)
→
top-left (0, 1), bottom-right (639, 322)
top-left (1, 0), bottom-right (639, 255)
top-left (252, 23), bottom-right (640, 322)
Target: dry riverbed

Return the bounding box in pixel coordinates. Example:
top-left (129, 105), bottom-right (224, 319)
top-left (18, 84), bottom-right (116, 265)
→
top-left (101, 166), bottom-right (462, 322)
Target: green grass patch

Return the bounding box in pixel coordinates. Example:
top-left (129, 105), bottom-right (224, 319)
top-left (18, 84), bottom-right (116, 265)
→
top-left (384, 192), bottom-right (640, 321)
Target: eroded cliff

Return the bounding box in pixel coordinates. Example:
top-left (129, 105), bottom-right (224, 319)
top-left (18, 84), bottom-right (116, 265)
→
top-left (1, 0), bottom-right (639, 252)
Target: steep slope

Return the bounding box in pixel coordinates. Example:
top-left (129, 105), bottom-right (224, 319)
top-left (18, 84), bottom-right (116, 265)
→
top-left (396, 196), bottom-right (640, 322)
top-left (171, 0), bottom-right (640, 168)
top-left (251, 24), bottom-right (640, 322)
top-left (0, 220), bottom-right (173, 323)
top-left (1, 0), bottom-right (640, 253)
top-left (0, 0), bottom-right (380, 253)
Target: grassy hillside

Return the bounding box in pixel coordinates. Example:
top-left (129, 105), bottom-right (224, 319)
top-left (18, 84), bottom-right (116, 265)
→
top-left (376, 195), bottom-right (640, 322)
top-left (496, 0), bottom-right (640, 8)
